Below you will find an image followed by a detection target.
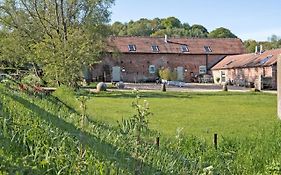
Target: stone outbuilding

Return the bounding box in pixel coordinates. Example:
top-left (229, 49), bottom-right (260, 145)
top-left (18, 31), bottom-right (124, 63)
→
top-left (92, 36), bottom-right (245, 82)
top-left (211, 48), bottom-right (281, 89)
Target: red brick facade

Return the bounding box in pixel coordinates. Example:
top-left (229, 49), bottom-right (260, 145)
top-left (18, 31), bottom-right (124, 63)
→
top-left (92, 36), bottom-right (245, 82)
top-left (93, 53), bottom-right (229, 82)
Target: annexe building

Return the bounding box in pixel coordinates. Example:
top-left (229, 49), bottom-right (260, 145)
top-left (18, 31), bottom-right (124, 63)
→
top-left (211, 48), bottom-right (281, 89)
top-left (92, 36), bottom-right (245, 82)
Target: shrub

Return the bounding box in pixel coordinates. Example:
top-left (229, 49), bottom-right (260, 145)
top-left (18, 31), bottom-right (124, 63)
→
top-left (21, 74), bottom-right (44, 87)
top-left (216, 77), bottom-right (220, 83)
top-left (159, 68), bottom-right (177, 81)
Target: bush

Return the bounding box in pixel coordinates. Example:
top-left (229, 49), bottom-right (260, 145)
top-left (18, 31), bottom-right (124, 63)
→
top-left (216, 77), bottom-right (220, 83)
top-left (21, 74), bottom-right (44, 87)
top-left (159, 68), bottom-right (177, 81)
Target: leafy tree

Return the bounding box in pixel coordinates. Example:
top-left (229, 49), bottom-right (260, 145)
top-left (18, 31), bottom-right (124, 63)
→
top-left (208, 27), bottom-right (237, 38)
top-left (160, 16), bottom-right (181, 29)
top-left (127, 18), bottom-right (153, 36)
top-left (243, 35), bottom-right (281, 53)
top-left (189, 24), bottom-right (209, 38)
top-left (243, 39), bottom-right (258, 53)
top-left (151, 28), bottom-right (188, 37)
top-left (0, 0), bottom-right (114, 87)
top-left (111, 21), bottom-right (127, 36)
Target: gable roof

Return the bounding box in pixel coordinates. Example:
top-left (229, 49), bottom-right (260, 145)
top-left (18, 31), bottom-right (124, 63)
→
top-left (212, 48), bottom-right (281, 70)
top-left (107, 36), bottom-right (245, 55)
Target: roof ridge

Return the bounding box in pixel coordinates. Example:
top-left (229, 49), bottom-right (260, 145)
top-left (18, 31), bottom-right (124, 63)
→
top-left (109, 35), bottom-right (241, 40)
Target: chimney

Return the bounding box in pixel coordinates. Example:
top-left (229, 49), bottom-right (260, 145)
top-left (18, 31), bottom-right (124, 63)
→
top-left (260, 45), bottom-right (263, 54)
top-left (164, 34), bottom-right (168, 43)
top-left (255, 46), bottom-right (258, 54)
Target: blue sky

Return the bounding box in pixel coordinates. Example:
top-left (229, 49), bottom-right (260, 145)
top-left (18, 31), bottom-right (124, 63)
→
top-left (110, 0), bottom-right (281, 41)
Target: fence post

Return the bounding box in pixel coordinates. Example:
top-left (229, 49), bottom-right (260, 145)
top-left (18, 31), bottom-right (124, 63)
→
top-left (155, 137), bottom-right (160, 148)
top-left (214, 133), bottom-right (218, 149)
top-left (277, 55), bottom-right (281, 120)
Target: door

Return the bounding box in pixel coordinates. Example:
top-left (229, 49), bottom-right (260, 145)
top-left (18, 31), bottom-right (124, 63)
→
top-left (177, 67), bottom-right (184, 81)
top-left (112, 66), bottom-right (121, 82)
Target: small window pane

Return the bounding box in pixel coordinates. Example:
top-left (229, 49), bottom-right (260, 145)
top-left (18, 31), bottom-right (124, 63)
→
top-left (151, 45), bottom-right (159, 52)
top-left (199, 65), bottom-right (207, 74)
top-left (181, 45), bottom-right (189, 52)
top-left (128, 44), bottom-right (136, 51)
top-left (204, 46), bottom-right (212, 52)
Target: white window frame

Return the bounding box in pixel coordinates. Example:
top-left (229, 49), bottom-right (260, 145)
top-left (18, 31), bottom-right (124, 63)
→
top-left (199, 65), bottom-right (207, 74)
top-left (148, 65), bottom-right (156, 74)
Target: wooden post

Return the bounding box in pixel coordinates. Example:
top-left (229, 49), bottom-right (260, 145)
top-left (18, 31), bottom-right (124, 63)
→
top-left (277, 55), bottom-right (281, 120)
top-left (214, 133), bottom-right (218, 149)
top-left (155, 137), bottom-right (160, 148)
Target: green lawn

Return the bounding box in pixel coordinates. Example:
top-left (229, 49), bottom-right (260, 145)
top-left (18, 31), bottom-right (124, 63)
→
top-left (86, 91), bottom-right (278, 140)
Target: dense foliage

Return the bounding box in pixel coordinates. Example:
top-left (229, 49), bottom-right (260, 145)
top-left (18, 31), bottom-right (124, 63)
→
top-left (110, 17), bottom-right (237, 39)
top-left (0, 0), bottom-right (114, 86)
top-left (244, 34), bottom-right (281, 53)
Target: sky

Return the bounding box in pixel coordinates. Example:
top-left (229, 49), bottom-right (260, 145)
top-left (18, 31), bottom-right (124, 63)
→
top-left (110, 0), bottom-right (281, 41)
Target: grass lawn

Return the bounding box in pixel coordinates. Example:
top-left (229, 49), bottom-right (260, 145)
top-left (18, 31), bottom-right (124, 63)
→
top-left (86, 91), bottom-right (278, 140)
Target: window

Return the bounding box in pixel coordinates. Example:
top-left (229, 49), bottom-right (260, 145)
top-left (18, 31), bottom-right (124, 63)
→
top-left (221, 71), bottom-right (226, 82)
top-left (259, 55), bottom-right (272, 64)
top-left (151, 45), bottom-right (159, 52)
top-left (204, 46), bottom-right (212, 53)
top-left (180, 45), bottom-right (189, 52)
top-left (199, 65), bottom-right (207, 74)
top-left (149, 65), bottom-right (156, 74)
top-left (128, 44), bottom-right (136, 51)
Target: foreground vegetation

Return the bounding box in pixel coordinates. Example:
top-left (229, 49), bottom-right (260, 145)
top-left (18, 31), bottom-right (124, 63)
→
top-left (1, 82), bottom-right (281, 174)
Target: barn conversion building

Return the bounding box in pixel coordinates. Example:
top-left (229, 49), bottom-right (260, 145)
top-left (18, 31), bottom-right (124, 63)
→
top-left (211, 48), bottom-right (281, 89)
top-left (92, 36), bottom-right (245, 82)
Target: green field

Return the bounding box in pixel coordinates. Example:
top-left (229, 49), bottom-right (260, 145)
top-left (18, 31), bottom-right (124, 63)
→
top-left (87, 91), bottom-right (278, 139)
top-left (1, 83), bottom-right (281, 174)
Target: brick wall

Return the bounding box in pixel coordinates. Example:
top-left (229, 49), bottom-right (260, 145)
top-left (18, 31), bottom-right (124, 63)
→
top-left (212, 65), bottom-right (276, 89)
top-left (92, 53), bottom-right (226, 82)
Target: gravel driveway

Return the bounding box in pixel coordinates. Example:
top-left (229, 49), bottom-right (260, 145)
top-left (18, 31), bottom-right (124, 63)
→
top-left (117, 83), bottom-right (251, 92)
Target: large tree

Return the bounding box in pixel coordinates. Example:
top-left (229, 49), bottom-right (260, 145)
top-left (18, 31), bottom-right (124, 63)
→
top-left (0, 0), bottom-right (114, 86)
top-left (208, 27), bottom-right (237, 38)
top-left (189, 24), bottom-right (208, 38)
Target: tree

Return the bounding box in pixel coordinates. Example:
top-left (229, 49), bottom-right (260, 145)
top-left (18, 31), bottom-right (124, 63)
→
top-left (208, 27), bottom-right (237, 38)
top-left (189, 24), bottom-right (208, 38)
top-left (243, 39), bottom-right (258, 53)
top-left (111, 21), bottom-right (126, 36)
top-left (126, 18), bottom-right (153, 36)
top-left (160, 16), bottom-right (181, 29)
top-left (0, 0), bottom-right (114, 87)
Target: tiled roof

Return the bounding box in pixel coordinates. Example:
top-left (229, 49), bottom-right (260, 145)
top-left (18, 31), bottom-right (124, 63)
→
top-left (107, 36), bottom-right (245, 55)
top-left (212, 48), bottom-right (281, 70)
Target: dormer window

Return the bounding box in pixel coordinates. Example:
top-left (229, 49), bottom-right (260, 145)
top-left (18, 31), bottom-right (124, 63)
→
top-left (128, 44), bottom-right (136, 52)
top-left (204, 46), bottom-right (212, 53)
top-left (151, 45), bottom-right (159, 52)
top-left (180, 45), bottom-right (189, 52)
